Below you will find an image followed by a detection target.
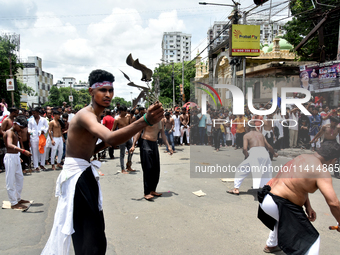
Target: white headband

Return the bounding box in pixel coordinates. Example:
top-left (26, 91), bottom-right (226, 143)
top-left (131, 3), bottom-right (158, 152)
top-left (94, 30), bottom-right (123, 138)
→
top-left (14, 121), bottom-right (24, 127)
top-left (91, 81), bottom-right (114, 89)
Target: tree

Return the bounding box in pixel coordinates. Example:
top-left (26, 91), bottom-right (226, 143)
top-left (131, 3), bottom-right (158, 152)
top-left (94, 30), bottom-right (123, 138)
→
top-left (111, 97), bottom-right (131, 108)
top-left (0, 34), bottom-right (23, 107)
top-left (45, 86), bottom-right (91, 108)
top-left (284, 0), bottom-right (340, 61)
top-left (152, 61), bottom-right (195, 106)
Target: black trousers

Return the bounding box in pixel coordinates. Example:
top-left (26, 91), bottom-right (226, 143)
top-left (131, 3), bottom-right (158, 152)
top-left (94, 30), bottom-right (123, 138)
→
top-left (108, 146), bottom-right (114, 158)
top-left (21, 140), bottom-right (31, 170)
top-left (72, 166), bottom-right (106, 255)
top-left (236, 132), bottom-right (245, 148)
top-left (140, 139), bottom-right (160, 195)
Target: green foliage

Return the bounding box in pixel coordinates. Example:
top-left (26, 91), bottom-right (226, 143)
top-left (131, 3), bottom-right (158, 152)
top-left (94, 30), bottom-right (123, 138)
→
top-left (46, 86), bottom-right (91, 108)
top-left (284, 0), bottom-right (339, 61)
top-left (152, 61), bottom-right (196, 105)
top-left (111, 97), bottom-right (131, 108)
top-left (0, 35), bottom-right (23, 107)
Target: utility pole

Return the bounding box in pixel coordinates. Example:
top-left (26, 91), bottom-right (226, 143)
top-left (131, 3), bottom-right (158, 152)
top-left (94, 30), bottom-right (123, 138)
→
top-left (182, 57), bottom-right (185, 104)
top-left (172, 62), bottom-right (175, 108)
top-left (9, 54), bottom-right (15, 107)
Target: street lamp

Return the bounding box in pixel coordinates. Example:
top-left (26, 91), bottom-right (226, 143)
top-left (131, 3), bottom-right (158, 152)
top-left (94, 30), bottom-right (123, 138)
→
top-left (130, 92), bottom-right (133, 107)
top-left (199, 2), bottom-right (237, 7)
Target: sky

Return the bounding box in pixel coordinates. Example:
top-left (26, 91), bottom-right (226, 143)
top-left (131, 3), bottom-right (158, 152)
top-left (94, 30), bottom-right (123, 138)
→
top-left (0, 0), bottom-right (290, 102)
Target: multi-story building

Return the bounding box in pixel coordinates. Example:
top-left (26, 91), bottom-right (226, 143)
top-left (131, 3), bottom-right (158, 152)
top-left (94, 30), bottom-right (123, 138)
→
top-left (207, 21), bottom-right (229, 50)
top-left (161, 32), bottom-right (191, 63)
top-left (18, 56), bottom-right (53, 108)
top-left (244, 17), bottom-right (286, 45)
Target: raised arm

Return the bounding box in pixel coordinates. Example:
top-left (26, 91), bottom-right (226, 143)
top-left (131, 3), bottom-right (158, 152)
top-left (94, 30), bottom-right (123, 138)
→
top-left (83, 103), bottom-right (163, 148)
top-left (317, 175), bottom-right (340, 229)
top-left (310, 125), bottom-right (326, 143)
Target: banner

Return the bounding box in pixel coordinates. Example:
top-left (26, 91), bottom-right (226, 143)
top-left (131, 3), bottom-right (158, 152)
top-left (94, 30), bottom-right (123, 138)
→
top-left (230, 24), bottom-right (260, 57)
top-left (6, 79), bottom-right (15, 91)
top-left (299, 60), bottom-right (340, 92)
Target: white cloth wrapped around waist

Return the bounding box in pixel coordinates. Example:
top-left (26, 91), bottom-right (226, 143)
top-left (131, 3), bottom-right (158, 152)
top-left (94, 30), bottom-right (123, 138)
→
top-left (237, 147), bottom-right (272, 189)
top-left (41, 157), bottom-right (102, 255)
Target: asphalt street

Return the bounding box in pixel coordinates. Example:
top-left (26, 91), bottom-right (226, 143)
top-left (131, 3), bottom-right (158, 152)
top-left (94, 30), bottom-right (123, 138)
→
top-left (0, 145), bottom-right (339, 255)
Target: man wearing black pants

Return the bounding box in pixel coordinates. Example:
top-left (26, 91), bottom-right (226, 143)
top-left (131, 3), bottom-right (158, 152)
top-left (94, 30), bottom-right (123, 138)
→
top-left (130, 120), bottom-right (173, 200)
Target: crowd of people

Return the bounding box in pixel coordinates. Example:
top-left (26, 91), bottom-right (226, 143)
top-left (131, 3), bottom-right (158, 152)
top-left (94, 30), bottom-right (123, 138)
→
top-left (2, 75), bottom-right (340, 254)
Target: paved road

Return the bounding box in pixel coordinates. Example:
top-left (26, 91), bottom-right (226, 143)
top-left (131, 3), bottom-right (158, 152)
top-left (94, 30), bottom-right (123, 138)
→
top-left (0, 145), bottom-right (339, 255)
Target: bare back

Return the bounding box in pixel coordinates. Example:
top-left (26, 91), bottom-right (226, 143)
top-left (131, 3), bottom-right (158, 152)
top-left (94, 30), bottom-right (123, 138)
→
top-left (269, 154), bottom-right (328, 206)
top-left (244, 130), bottom-right (266, 149)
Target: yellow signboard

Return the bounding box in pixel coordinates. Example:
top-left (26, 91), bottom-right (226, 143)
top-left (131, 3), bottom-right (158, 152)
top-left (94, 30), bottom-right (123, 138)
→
top-left (20, 102), bottom-right (27, 109)
top-left (231, 24), bottom-right (261, 57)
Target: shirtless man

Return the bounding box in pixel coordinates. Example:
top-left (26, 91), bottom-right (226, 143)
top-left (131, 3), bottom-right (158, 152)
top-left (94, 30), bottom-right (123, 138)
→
top-left (310, 116), bottom-right (340, 144)
top-left (111, 105), bottom-right (134, 173)
top-left (258, 140), bottom-right (340, 254)
top-left (0, 107), bottom-right (18, 135)
top-left (180, 107), bottom-right (190, 145)
top-left (130, 118), bottom-right (173, 200)
top-left (48, 111), bottom-right (65, 170)
top-left (42, 69), bottom-right (164, 255)
top-left (3, 115), bottom-right (32, 210)
top-left (163, 112), bottom-right (175, 153)
top-left (228, 125), bottom-right (278, 195)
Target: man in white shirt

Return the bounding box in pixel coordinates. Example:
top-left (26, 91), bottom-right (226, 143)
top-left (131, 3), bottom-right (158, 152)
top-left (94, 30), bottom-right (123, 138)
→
top-left (288, 107), bottom-right (299, 148)
top-left (28, 107), bottom-right (49, 171)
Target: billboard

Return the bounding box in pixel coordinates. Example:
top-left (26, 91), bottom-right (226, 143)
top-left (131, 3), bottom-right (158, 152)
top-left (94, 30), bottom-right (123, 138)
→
top-left (299, 60), bottom-right (340, 92)
top-left (230, 24), bottom-right (260, 57)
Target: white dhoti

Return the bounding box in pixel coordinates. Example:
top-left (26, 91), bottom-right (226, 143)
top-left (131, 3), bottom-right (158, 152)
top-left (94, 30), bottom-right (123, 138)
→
top-left (4, 153), bottom-right (24, 206)
top-left (51, 137), bottom-right (64, 165)
top-left (180, 126), bottom-right (190, 144)
top-left (41, 157), bottom-right (102, 255)
top-left (44, 136), bottom-right (52, 162)
top-left (31, 140), bottom-right (45, 168)
top-left (234, 147), bottom-right (272, 189)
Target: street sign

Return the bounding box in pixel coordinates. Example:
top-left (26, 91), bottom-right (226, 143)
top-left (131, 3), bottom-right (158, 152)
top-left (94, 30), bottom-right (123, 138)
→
top-left (6, 79), bottom-right (15, 91)
top-left (69, 95), bottom-right (73, 102)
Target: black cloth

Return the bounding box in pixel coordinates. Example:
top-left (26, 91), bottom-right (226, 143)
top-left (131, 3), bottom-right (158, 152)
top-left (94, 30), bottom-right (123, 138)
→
top-left (72, 166), bottom-right (106, 255)
top-left (20, 140), bottom-right (31, 170)
top-left (140, 139), bottom-right (160, 195)
top-left (258, 185), bottom-right (319, 255)
top-left (236, 132), bottom-right (245, 148)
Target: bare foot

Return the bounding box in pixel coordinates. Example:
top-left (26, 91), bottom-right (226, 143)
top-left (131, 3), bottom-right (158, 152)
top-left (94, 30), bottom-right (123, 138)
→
top-left (127, 168), bottom-right (136, 172)
top-left (227, 188), bottom-right (239, 195)
top-left (150, 191), bottom-right (162, 196)
top-left (51, 165), bottom-right (56, 171)
top-left (11, 204), bottom-right (28, 210)
top-left (40, 165), bottom-right (46, 170)
top-left (23, 170), bottom-right (27, 174)
top-left (35, 167), bottom-right (40, 173)
top-left (216, 149), bottom-right (219, 152)
top-left (18, 199), bottom-right (30, 204)
top-left (46, 161), bottom-right (50, 165)
top-left (56, 163), bottom-right (62, 169)
top-left (144, 194), bottom-right (154, 200)
top-left (121, 169), bottom-right (129, 174)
